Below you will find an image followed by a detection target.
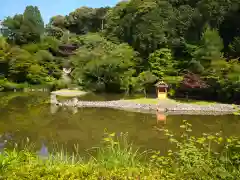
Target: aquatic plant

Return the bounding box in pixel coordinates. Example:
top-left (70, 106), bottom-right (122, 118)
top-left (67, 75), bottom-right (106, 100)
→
top-left (152, 120), bottom-right (240, 179)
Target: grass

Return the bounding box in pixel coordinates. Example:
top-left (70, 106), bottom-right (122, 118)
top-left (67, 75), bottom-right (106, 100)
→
top-left (122, 96), bottom-right (217, 105)
top-left (1, 122), bottom-right (240, 179)
top-left (172, 98), bottom-right (217, 105)
top-left (122, 97), bottom-right (160, 104)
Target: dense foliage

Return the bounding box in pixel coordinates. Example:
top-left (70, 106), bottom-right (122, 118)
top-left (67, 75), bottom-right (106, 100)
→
top-left (1, 1), bottom-right (240, 102)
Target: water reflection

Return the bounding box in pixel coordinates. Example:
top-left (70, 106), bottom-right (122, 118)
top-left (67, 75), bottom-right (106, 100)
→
top-left (0, 133), bottom-right (12, 152)
top-left (156, 110), bottom-right (167, 125)
top-left (0, 140), bottom-right (5, 152)
top-left (72, 107), bottom-right (78, 114)
top-left (50, 104), bottom-right (59, 114)
top-left (50, 104), bottom-right (78, 114)
top-left (38, 142), bottom-right (49, 158)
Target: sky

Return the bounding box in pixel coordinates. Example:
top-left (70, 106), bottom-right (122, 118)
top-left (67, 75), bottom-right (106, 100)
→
top-left (0, 0), bottom-right (120, 23)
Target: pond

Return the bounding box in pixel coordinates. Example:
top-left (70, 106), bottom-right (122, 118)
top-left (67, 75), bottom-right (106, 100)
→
top-left (0, 92), bottom-right (239, 156)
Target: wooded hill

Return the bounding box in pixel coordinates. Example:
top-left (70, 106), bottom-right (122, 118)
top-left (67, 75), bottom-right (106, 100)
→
top-left (1, 0), bottom-right (240, 103)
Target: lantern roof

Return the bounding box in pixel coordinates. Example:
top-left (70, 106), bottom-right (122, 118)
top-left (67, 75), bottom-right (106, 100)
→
top-left (155, 81), bottom-right (168, 88)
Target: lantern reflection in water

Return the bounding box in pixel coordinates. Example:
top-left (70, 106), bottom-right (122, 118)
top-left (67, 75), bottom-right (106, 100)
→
top-left (156, 109), bottom-right (167, 125)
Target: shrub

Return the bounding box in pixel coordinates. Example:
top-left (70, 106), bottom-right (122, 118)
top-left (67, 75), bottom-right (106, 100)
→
top-left (0, 79), bottom-right (28, 91)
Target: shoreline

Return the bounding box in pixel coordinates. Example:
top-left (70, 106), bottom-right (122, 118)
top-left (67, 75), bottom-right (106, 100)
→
top-left (52, 98), bottom-right (238, 115)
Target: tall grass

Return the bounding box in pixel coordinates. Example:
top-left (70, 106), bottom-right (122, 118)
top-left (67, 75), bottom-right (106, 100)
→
top-left (93, 131), bottom-right (146, 169)
top-left (0, 121), bottom-right (240, 179)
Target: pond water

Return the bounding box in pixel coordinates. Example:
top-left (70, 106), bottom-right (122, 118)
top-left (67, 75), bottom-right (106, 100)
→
top-left (0, 92), bottom-right (239, 155)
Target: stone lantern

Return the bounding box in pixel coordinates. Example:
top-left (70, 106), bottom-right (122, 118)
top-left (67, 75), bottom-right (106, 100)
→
top-left (155, 81), bottom-right (168, 99)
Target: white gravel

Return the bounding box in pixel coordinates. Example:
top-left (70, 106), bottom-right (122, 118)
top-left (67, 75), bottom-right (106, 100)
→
top-left (53, 98), bottom-right (239, 115)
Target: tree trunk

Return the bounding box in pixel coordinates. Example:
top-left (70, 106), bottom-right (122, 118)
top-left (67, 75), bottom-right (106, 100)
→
top-left (144, 88), bottom-right (147, 97)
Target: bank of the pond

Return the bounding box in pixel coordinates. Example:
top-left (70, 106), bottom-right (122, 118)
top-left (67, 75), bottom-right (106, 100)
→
top-left (1, 127), bottom-right (240, 180)
top-left (52, 97), bottom-right (238, 115)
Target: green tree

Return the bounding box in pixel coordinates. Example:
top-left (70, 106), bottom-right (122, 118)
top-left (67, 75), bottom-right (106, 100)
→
top-left (1, 14), bottom-right (24, 43)
top-left (45, 25), bottom-right (64, 39)
top-left (104, 1), bottom-right (129, 43)
top-left (34, 50), bottom-right (61, 79)
top-left (23, 6), bottom-right (44, 34)
top-left (229, 37), bottom-right (240, 58)
top-left (197, 0), bottom-right (234, 28)
top-left (49, 15), bottom-right (66, 29)
top-left (27, 64), bottom-right (48, 84)
top-left (65, 7), bottom-right (109, 34)
top-left (40, 36), bottom-right (60, 53)
top-left (46, 15), bottom-right (66, 39)
top-left (21, 43), bottom-right (40, 54)
top-left (191, 26), bottom-right (224, 72)
top-left (0, 37), bottom-right (11, 77)
top-left (71, 34), bottom-right (137, 92)
top-left (136, 71), bottom-right (157, 97)
top-left (2, 6), bottom-right (44, 44)
top-left (227, 59), bottom-right (240, 81)
top-left (105, 0), bottom-right (175, 57)
top-left (169, 5), bottom-right (195, 45)
top-left (8, 47), bottom-right (34, 82)
top-left (149, 48), bottom-right (176, 78)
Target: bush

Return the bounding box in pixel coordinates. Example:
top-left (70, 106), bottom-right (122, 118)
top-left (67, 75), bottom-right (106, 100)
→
top-left (52, 79), bottom-right (69, 90)
top-left (0, 79), bottom-right (28, 91)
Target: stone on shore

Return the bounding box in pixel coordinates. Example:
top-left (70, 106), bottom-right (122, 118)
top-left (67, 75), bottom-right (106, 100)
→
top-left (51, 96), bottom-right (239, 115)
